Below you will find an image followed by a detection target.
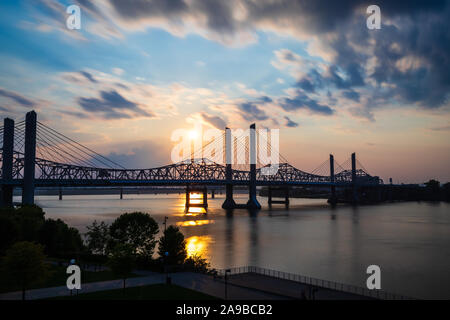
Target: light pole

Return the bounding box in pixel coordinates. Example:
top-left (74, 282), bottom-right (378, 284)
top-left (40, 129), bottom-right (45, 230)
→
top-left (225, 269), bottom-right (231, 300)
top-left (163, 216), bottom-right (168, 232)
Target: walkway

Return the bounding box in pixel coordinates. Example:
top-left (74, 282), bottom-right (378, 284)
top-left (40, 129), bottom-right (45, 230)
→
top-left (0, 272), bottom-right (286, 300)
top-left (226, 273), bottom-right (372, 300)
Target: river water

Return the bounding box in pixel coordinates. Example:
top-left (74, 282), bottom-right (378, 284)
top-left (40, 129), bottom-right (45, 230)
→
top-left (21, 193), bottom-right (450, 299)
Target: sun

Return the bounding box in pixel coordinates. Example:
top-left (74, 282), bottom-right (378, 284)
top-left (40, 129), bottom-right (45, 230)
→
top-left (188, 130), bottom-right (199, 140)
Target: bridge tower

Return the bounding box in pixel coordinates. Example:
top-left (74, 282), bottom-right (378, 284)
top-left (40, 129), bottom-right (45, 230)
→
top-left (222, 127), bottom-right (236, 209)
top-left (351, 152), bottom-right (359, 204)
top-left (22, 111), bottom-right (37, 205)
top-left (1, 118), bottom-right (15, 207)
top-left (328, 154), bottom-right (337, 205)
top-left (246, 123), bottom-right (261, 209)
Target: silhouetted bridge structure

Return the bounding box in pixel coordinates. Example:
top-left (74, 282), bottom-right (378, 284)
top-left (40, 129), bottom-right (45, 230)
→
top-left (1, 111), bottom-right (382, 210)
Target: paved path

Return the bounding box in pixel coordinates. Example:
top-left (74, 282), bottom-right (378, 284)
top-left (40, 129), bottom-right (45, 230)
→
top-left (0, 272), bottom-right (286, 300)
top-left (227, 273), bottom-right (372, 300)
top-left (0, 272), bottom-right (164, 300)
top-left (171, 272), bottom-right (287, 300)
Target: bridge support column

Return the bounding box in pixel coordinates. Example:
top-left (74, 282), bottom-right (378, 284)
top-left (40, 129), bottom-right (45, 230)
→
top-left (120, 188), bottom-right (123, 199)
top-left (58, 187), bottom-right (62, 200)
top-left (22, 111), bottom-right (37, 205)
top-left (247, 124), bottom-right (261, 210)
top-left (211, 189), bottom-right (215, 199)
top-left (268, 186), bottom-right (272, 206)
top-left (284, 187), bottom-right (290, 209)
top-left (185, 186), bottom-right (190, 208)
top-left (328, 154), bottom-right (337, 205)
top-left (268, 186), bottom-right (289, 208)
top-left (203, 188), bottom-right (208, 208)
top-left (1, 118), bottom-right (14, 208)
top-left (351, 152), bottom-right (359, 204)
top-left (222, 127), bottom-right (236, 209)
top-left (185, 185), bottom-right (208, 210)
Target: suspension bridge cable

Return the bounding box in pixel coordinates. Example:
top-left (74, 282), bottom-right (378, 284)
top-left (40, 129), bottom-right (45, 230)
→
top-left (37, 121), bottom-right (125, 169)
top-left (36, 128), bottom-right (102, 167)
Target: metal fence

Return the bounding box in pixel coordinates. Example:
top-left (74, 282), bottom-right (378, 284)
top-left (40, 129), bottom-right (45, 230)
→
top-left (216, 266), bottom-right (413, 300)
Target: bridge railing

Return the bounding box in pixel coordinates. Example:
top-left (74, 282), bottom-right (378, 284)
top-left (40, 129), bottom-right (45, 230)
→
top-left (217, 266), bottom-right (413, 300)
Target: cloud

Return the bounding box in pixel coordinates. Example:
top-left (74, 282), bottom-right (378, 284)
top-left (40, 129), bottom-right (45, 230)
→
top-left (79, 71), bottom-right (98, 84)
top-left (284, 116), bottom-right (299, 127)
top-left (103, 140), bottom-right (172, 168)
top-left (198, 112), bottom-right (227, 129)
top-left (0, 88), bottom-right (36, 108)
top-left (280, 91), bottom-right (334, 115)
top-left (77, 90), bottom-right (154, 119)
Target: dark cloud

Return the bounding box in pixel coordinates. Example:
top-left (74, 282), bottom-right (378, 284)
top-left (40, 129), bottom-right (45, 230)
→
top-left (199, 112), bottom-right (227, 129)
top-left (342, 90), bottom-right (360, 102)
top-left (238, 102), bottom-right (269, 121)
top-left (79, 71), bottom-right (98, 83)
top-left (280, 91), bottom-right (335, 115)
top-left (87, 1), bottom-right (450, 118)
top-left (77, 90), bottom-right (154, 119)
top-left (0, 88), bottom-right (36, 108)
top-left (284, 116), bottom-right (299, 127)
top-left (237, 96), bottom-right (275, 121)
top-left (109, 0), bottom-right (188, 20)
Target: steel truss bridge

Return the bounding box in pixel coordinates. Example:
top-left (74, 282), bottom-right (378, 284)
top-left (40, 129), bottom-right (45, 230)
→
top-left (0, 111), bottom-right (381, 209)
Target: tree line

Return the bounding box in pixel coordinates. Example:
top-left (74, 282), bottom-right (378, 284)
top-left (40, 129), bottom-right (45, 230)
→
top-left (0, 206), bottom-right (213, 299)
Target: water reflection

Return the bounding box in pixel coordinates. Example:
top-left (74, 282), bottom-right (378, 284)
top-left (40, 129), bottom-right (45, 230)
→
top-left (177, 219), bottom-right (214, 227)
top-left (189, 193), bottom-right (202, 205)
top-left (186, 235), bottom-right (212, 257)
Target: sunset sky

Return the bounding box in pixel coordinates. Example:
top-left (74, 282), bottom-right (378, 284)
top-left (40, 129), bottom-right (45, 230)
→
top-left (1, 0), bottom-right (449, 183)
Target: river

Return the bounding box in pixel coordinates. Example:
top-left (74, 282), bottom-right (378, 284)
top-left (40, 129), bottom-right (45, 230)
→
top-left (20, 193), bottom-right (450, 299)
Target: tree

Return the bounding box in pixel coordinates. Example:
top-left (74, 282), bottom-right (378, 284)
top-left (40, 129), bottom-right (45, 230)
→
top-left (0, 205), bottom-right (45, 243)
top-left (107, 243), bottom-right (135, 292)
top-left (184, 254), bottom-right (212, 274)
top-left (158, 225), bottom-right (187, 265)
top-left (0, 215), bottom-right (19, 255)
top-left (38, 218), bottom-right (84, 257)
top-left (424, 179), bottom-right (440, 194)
top-left (85, 220), bottom-right (110, 255)
top-left (109, 212), bottom-right (159, 258)
top-left (2, 241), bottom-right (49, 300)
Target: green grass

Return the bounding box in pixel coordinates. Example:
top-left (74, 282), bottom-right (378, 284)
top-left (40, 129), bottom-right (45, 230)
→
top-left (0, 264), bottom-right (139, 293)
top-left (49, 284), bottom-right (218, 300)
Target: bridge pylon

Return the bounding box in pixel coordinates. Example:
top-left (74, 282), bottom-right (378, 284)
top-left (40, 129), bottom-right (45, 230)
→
top-left (328, 154), bottom-right (337, 205)
top-left (351, 152), bottom-right (359, 204)
top-left (222, 127), bottom-right (236, 209)
top-left (246, 123), bottom-right (261, 210)
top-left (22, 111), bottom-right (37, 205)
top-left (1, 118), bottom-right (14, 207)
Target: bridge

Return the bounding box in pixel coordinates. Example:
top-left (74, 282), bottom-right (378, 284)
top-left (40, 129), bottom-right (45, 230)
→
top-left (0, 111), bottom-right (382, 210)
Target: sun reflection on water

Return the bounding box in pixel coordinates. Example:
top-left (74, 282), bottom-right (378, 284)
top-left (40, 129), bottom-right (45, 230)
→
top-left (185, 235), bottom-right (213, 258)
top-left (177, 219), bottom-right (214, 227)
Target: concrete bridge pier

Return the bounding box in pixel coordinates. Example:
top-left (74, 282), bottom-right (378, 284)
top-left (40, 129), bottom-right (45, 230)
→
top-left (246, 124), bottom-right (261, 210)
top-left (1, 118), bottom-right (14, 208)
top-left (120, 188), bottom-right (123, 199)
top-left (211, 189), bottom-right (215, 199)
top-left (267, 186), bottom-right (290, 208)
top-left (185, 185), bottom-right (208, 210)
top-left (22, 111), bottom-right (37, 205)
top-left (58, 187), bottom-right (62, 200)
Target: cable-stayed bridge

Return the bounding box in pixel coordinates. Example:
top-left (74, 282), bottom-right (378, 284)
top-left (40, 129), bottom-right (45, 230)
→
top-left (0, 111), bottom-right (382, 209)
